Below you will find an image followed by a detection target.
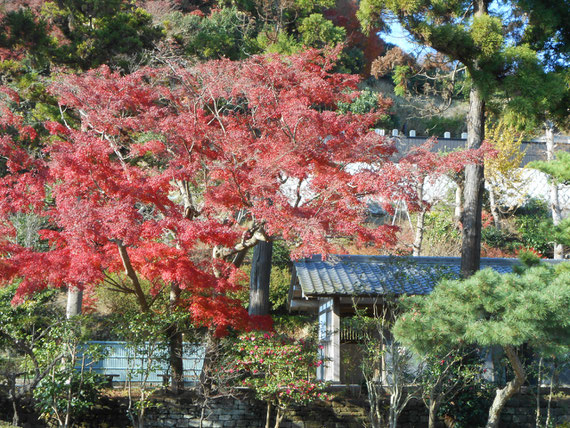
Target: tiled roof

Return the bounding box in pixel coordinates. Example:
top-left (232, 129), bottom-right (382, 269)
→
top-left (293, 255), bottom-right (524, 297)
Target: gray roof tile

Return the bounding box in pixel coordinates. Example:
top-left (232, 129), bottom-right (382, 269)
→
top-left (293, 255), bottom-right (535, 297)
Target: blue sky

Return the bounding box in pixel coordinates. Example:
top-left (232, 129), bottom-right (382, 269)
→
top-left (381, 24), bottom-right (419, 53)
top-left (379, 1), bottom-right (510, 55)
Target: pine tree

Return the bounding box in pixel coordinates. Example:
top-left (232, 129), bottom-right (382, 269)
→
top-left (357, 0), bottom-right (559, 276)
top-left (394, 260), bottom-right (570, 428)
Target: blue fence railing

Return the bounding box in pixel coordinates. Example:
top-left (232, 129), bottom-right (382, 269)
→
top-left (83, 341), bottom-right (205, 384)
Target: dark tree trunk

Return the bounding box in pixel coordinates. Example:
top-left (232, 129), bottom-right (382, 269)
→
top-left (461, 83), bottom-right (485, 278)
top-left (199, 330), bottom-right (218, 398)
top-left (249, 241), bottom-right (273, 316)
top-left (169, 283), bottom-right (184, 394)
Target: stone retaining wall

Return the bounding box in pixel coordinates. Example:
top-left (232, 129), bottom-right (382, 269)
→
top-left (141, 388), bottom-right (569, 428)
top-left (2, 387), bottom-right (569, 427)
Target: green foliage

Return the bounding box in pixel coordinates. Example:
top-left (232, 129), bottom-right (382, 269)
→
top-left (337, 88), bottom-right (378, 114)
top-left (269, 266), bottom-right (291, 313)
top-left (336, 46), bottom-right (365, 75)
top-left (394, 263), bottom-right (570, 354)
top-left (295, 0), bottom-right (336, 14)
top-left (421, 348), bottom-right (492, 428)
top-left (528, 151), bottom-right (570, 185)
top-left (9, 212), bottom-right (50, 251)
top-left (337, 88), bottom-right (394, 127)
top-left (167, 8), bottom-right (259, 60)
top-left (23, 314), bottom-right (107, 427)
top-left (230, 331), bottom-right (328, 415)
top-left (422, 114), bottom-right (466, 137)
top-left (298, 14), bottom-right (346, 49)
top-left (515, 215), bottom-right (553, 257)
top-left (356, 0), bottom-right (562, 133)
top-left (515, 198), bottom-right (550, 218)
top-left (508, 198), bottom-right (554, 256)
top-left (393, 65), bottom-right (410, 97)
top-left (481, 225), bottom-right (532, 255)
top-left (551, 217), bottom-right (570, 247)
top-left (257, 31), bottom-right (302, 55)
top-left (111, 311), bottom-right (178, 427)
top-left (272, 314), bottom-right (315, 334)
top-left (438, 380), bottom-right (494, 428)
top-left (271, 241), bottom-right (292, 270)
top-left (424, 209), bottom-right (461, 241)
top-left (0, 284), bottom-right (61, 351)
top-left (470, 15), bottom-right (503, 59)
top-left (480, 198), bottom-right (565, 257)
top-left (0, 9), bottom-right (55, 67)
top-left (95, 275), bottom-right (169, 315)
top-left (236, 262), bottom-right (291, 313)
top-left (38, 1), bottom-right (164, 70)
top-left (34, 362), bottom-right (105, 426)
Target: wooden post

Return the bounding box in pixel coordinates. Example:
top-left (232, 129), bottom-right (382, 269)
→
top-left (318, 298), bottom-right (340, 382)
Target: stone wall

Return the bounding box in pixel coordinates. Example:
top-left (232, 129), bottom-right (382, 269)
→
top-left (2, 387), bottom-right (569, 427)
top-left (140, 388), bottom-right (569, 428)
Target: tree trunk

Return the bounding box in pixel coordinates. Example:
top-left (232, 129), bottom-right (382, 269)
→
top-left (168, 283), bottom-right (184, 394)
top-left (66, 286), bottom-right (83, 319)
top-left (488, 186), bottom-right (501, 229)
top-left (412, 180), bottom-right (426, 257)
top-left (461, 83), bottom-right (485, 278)
top-left (486, 345), bottom-right (526, 428)
top-left (265, 401), bottom-right (272, 428)
top-left (546, 360), bottom-right (557, 427)
top-left (11, 399), bottom-right (19, 427)
top-left (249, 240), bottom-right (273, 316)
top-left (454, 181), bottom-right (464, 221)
top-left (545, 124), bottom-right (564, 259)
top-left (413, 208), bottom-right (427, 256)
top-left (536, 357), bottom-right (542, 428)
top-left (273, 406), bottom-right (284, 428)
top-left (199, 330), bottom-right (218, 397)
top-left (428, 395), bottom-right (441, 428)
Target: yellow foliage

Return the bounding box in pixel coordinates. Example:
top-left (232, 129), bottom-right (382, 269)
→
top-left (485, 121), bottom-right (528, 210)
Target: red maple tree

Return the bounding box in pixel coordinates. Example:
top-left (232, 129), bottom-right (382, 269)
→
top-left (387, 138), bottom-right (494, 256)
top-left (0, 50), bottom-right (406, 334)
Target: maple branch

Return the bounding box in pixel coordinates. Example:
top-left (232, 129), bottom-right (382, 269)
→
top-left (280, 116), bottom-right (298, 144)
top-left (103, 271), bottom-right (131, 291)
top-left (292, 116), bottom-right (304, 142)
top-left (115, 241), bottom-right (150, 312)
top-left (294, 178), bottom-right (303, 208)
top-left (149, 288), bottom-right (165, 307)
top-left (213, 226), bottom-right (268, 262)
top-left (208, 90), bottom-right (227, 135)
top-left (58, 104), bottom-right (72, 130)
top-left (177, 180), bottom-right (200, 219)
top-left (230, 167), bottom-right (252, 207)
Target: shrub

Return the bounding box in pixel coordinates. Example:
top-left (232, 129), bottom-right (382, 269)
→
top-left (230, 331), bottom-right (328, 428)
top-left (438, 381), bottom-right (494, 428)
top-left (481, 225), bottom-right (520, 251)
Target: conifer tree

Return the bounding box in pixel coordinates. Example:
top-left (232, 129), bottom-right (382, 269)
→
top-left (357, 0), bottom-right (557, 276)
top-left (394, 261), bottom-right (570, 428)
